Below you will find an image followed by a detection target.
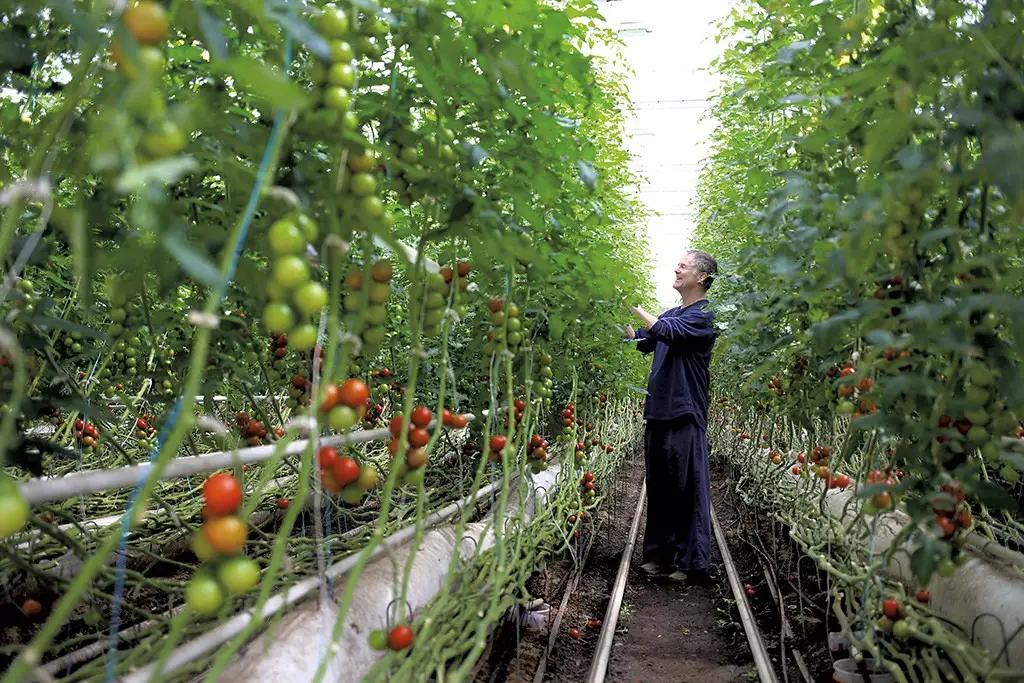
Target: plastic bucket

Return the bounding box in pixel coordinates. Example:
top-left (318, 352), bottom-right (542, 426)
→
top-left (832, 658), bottom-right (894, 683)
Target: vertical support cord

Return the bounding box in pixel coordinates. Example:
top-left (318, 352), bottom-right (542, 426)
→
top-left (103, 28), bottom-right (295, 682)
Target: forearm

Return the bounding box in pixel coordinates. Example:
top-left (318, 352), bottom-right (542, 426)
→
top-left (631, 306), bottom-right (658, 328)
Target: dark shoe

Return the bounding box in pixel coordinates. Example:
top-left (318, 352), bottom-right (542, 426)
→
top-left (639, 561), bottom-right (669, 576)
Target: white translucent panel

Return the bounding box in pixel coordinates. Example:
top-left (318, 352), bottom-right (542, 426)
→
top-left (596, 0), bottom-right (729, 306)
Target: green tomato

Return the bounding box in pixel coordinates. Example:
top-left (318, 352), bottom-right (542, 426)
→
top-left (365, 304), bottom-right (387, 326)
top-left (290, 323), bottom-right (318, 350)
top-left (318, 7), bottom-right (350, 38)
top-left (0, 488), bottom-right (29, 539)
top-left (936, 558), bottom-right (958, 577)
top-left (404, 467), bottom-right (425, 487)
top-left (966, 425), bottom-right (989, 444)
top-left (399, 146), bottom-right (419, 164)
top-left (368, 629), bottom-right (388, 651)
top-left (1000, 465), bottom-right (1020, 484)
top-left (329, 40), bottom-right (355, 63)
top-left (341, 111), bottom-right (360, 131)
top-left (294, 281), bottom-right (328, 316)
top-left (323, 86), bottom-right (352, 112)
top-left (109, 324), bottom-right (125, 338)
top-left (362, 325), bottom-right (386, 346)
top-left (892, 619), bottom-right (911, 640)
top-left (349, 172), bottom-right (377, 197)
top-left (191, 531), bottom-right (218, 562)
top-left (507, 331), bottom-right (522, 346)
top-left (296, 214), bottom-right (319, 242)
top-left (273, 255), bottom-right (310, 289)
top-left (330, 405), bottom-right (358, 431)
top-left (836, 400), bottom-right (855, 415)
top-left (110, 308), bottom-right (127, 323)
top-left (368, 282), bottom-right (390, 304)
top-left (186, 575), bottom-right (223, 615)
top-left (263, 303), bottom-right (296, 334)
top-left (343, 291), bottom-right (363, 311)
top-left (953, 550), bottom-right (969, 566)
top-left (269, 218), bottom-right (306, 255)
top-left (354, 36), bottom-right (381, 58)
top-left (425, 292), bottom-right (445, 309)
top-left (340, 485), bottom-right (364, 505)
top-left (507, 317), bottom-right (521, 331)
top-left (328, 62), bottom-right (356, 88)
top-left (142, 120), bottom-right (186, 157)
top-left (360, 195), bottom-right (384, 218)
top-left (424, 309), bottom-right (444, 327)
top-left (16, 279), bottom-right (33, 294)
top-left (218, 557), bottom-right (260, 594)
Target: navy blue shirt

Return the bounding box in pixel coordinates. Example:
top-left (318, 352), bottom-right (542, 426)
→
top-left (634, 300), bottom-right (717, 428)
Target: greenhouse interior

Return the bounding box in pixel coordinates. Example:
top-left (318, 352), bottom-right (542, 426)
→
top-left (0, 0), bottom-right (1022, 681)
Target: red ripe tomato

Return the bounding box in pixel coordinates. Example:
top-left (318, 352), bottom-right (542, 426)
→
top-left (333, 457), bottom-right (361, 487)
top-left (411, 406), bottom-right (432, 428)
top-left (84, 423), bottom-right (98, 438)
top-left (338, 378), bottom-right (370, 408)
top-left (442, 409), bottom-right (454, 426)
top-left (387, 438), bottom-right (401, 456)
top-left (530, 434), bottom-right (544, 448)
top-left (568, 628), bottom-right (580, 639)
top-left (388, 625), bottom-right (414, 650)
top-left (584, 481), bottom-right (594, 491)
top-left (408, 428), bottom-right (430, 448)
top-left (203, 473), bottom-right (242, 517)
top-left (22, 598), bottom-right (42, 617)
top-left (321, 469), bottom-right (343, 494)
top-left (489, 435), bottom-right (507, 453)
top-left (74, 419), bottom-right (85, 431)
top-left (915, 590), bottom-right (930, 603)
top-left (882, 598), bottom-right (901, 620)
top-left (320, 384), bottom-right (342, 412)
top-left (514, 399), bottom-right (526, 411)
top-left (583, 472), bottom-right (594, 483)
top-left (318, 446), bottom-right (340, 470)
top-left (457, 261), bottom-right (471, 277)
top-left (389, 415), bottom-right (404, 437)
top-left (248, 420), bottom-right (262, 435)
top-left (203, 516), bottom-right (247, 554)
top-left (276, 498), bottom-right (289, 509)
top-left (451, 414), bottom-right (469, 429)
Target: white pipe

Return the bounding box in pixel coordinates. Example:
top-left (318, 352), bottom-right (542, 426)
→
top-left (119, 465), bottom-right (521, 683)
top-left (746, 447), bottom-right (1024, 668)
top-left (213, 466), bottom-right (564, 683)
top-left (20, 416), bottom-right (474, 505)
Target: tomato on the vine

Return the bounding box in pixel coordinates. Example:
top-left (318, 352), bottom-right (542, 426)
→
top-left (0, 487), bottom-right (29, 538)
top-left (203, 516), bottom-right (247, 554)
top-left (408, 428), bottom-right (430, 448)
top-left (388, 624), bottom-right (414, 650)
top-left (203, 473), bottom-right (242, 517)
top-left (411, 406), bottom-right (432, 428)
top-left (268, 218), bottom-right (306, 255)
top-left (186, 574), bottom-right (223, 615)
top-left (333, 457), bottom-right (360, 487)
top-left (338, 379), bottom-right (370, 408)
top-left (218, 556), bottom-right (260, 594)
top-left (123, 1), bottom-right (170, 45)
top-left (273, 256), bottom-right (310, 289)
top-left (318, 446), bottom-right (340, 470)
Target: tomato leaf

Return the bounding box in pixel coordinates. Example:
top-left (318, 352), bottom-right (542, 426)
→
top-left (268, 10), bottom-right (331, 61)
top-left (162, 230), bottom-right (222, 288)
top-left (220, 57), bottom-right (309, 110)
top-left (196, 5), bottom-right (229, 62)
top-left (114, 157), bottom-right (199, 194)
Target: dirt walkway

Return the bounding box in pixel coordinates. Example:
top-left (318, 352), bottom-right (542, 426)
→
top-left (604, 502), bottom-right (754, 683)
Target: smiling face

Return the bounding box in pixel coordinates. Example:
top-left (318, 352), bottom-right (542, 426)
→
top-left (672, 252), bottom-right (705, 294)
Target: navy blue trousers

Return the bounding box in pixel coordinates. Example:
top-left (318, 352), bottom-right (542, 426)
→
top-left (642, 415), bottom-right (712, 573)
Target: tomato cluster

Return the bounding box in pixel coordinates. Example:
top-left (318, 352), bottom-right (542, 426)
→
top-left (387, 406), bottom-right (435, 479)
top-left (530, 350), bottom-right (554, 403)
top-left (73, 419), bottom-right (100, 452)
top-left (342, 261), bottom-right (392, 354)
top-left (526, 434), bottom-right (549, 474)
top-left (134, 416), bottom-right (157, 450)
top-left (320, 377), bottom-right (370, 432)
top-left (413, 270), bottom-right (451, 337)
top-left (930, 481), bottom-right (973, 541)
top-left (188, 474), bottom-right (259, 615)
top-left (368, 623), bottom-right (414, 652)
top-left (317, 446), bottom-right (376, 504)
top-left (234, 412), bottom-right (267, 448)
top-left (484, 298), bottom-right (528, 353)
top-left (559, 403), bottom-right (576, 438)
top-left (263, 213), bottom-right (323, 350)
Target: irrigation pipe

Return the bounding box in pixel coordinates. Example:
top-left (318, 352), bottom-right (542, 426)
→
top-left (585, 480), bottom-right (646, 683)
top-left (711, 504), bottom-right (780, 683)
top-left (18, 417), bottom-right (473, 505)
top-left (119, 472), bottom-right (502, 683)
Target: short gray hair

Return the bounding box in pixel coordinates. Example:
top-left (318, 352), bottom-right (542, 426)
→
top-left (688, 250), bottom-right (718, 291)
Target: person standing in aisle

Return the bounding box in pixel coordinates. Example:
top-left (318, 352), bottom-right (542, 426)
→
top-left (623, 250), bottom-right (719, 583)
